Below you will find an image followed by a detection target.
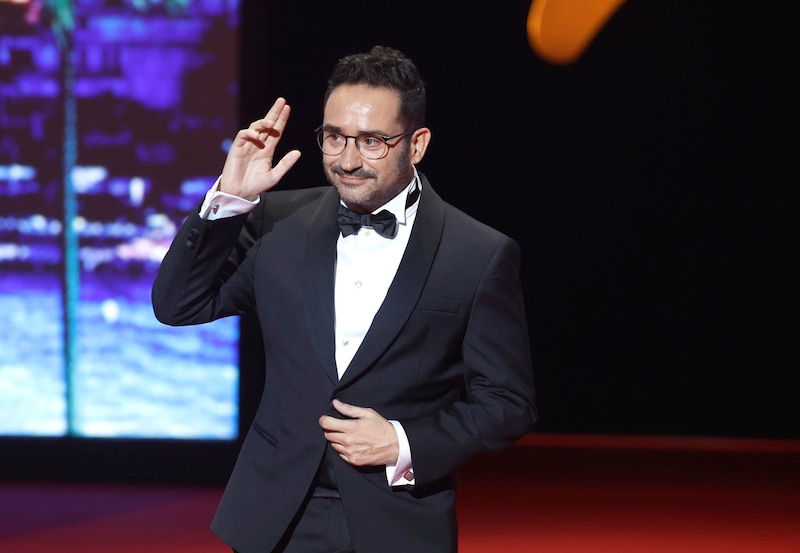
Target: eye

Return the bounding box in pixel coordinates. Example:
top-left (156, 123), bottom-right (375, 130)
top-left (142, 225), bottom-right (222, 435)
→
top-left (358, 134), bottom-right (383, 150)
top-left (325, 132), bottom-right (345, 144)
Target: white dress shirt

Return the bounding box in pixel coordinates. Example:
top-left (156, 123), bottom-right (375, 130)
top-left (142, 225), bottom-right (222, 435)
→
top-left (199, 170), bottom-right (421, 486)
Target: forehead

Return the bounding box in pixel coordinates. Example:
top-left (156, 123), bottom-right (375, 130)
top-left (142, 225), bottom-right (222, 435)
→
top-left (323, 84), bottom-right (402, 131)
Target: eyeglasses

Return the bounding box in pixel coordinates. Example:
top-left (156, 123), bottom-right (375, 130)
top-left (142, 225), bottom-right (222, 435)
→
top-left (314, 126), bottom-right (414, 160)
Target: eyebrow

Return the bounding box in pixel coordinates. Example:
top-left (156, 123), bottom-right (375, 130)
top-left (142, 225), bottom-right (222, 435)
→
top-left (320, 125), bottom-right (394, 136)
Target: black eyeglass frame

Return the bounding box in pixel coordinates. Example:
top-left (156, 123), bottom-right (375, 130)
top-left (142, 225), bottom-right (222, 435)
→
top-left (314, 126), bottom-right (415, 160)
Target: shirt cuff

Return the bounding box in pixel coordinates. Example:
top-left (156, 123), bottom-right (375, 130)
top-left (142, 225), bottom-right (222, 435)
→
top-left (386, 420), bottom-right (415, 486)
top-left (199, 177), bottom-right (260, 220)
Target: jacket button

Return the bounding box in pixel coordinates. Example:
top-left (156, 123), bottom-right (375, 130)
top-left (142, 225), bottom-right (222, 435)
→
top-left (186, 228), bottom-right (199, 248)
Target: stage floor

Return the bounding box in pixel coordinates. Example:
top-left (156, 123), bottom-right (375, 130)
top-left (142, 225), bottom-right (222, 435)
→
top-left (2, 434), bottom-right (799, 552)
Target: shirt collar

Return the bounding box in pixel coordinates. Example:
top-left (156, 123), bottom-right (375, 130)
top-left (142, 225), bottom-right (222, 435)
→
top-left (339, 167), bottom-right (421, 222)
top-left (381, 168), bottom-right (421, 224)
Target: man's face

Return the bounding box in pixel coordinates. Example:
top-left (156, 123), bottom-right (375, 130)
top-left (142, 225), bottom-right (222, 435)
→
top-left (321, 84), bottom-right (419, 214)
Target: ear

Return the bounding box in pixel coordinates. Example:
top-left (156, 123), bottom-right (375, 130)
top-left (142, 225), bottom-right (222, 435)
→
top-left (409, 127), bottom-right (431, 165)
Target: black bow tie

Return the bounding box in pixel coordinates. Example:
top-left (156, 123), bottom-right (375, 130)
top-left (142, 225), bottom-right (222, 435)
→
top-left (337, 185), bottom-right (420, 239)
top-left (337, 206), bottom-right (398, 238)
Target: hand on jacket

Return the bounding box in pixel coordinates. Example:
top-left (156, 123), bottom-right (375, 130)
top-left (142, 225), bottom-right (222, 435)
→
top-left (320, 399), bottom-right (400, 466)
top-left (219, 97), bottom-right (302, 201)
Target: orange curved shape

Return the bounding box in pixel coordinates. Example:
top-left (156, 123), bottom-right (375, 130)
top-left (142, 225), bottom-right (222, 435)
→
top-left (527, 0), bottom-right (627, 65)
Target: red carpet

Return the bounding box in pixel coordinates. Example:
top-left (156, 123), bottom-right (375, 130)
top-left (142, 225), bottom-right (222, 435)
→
top-left (2, 434), bottom-right (798, 552)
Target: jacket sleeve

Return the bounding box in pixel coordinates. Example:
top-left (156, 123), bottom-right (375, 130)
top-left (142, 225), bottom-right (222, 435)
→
top-left (151, 209), bottom-right (255, 326)
top-left (401, 235), bottom-right (537, 486)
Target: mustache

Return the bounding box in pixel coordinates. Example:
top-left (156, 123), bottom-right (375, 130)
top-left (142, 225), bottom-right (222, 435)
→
top-left (331, 165), bottom-right (376, 179)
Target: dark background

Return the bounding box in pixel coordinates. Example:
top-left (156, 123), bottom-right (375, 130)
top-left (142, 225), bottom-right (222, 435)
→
top-left (3, 0), bottom-right (795, 484)
top-left (238, 0), bottom-right (797, 440)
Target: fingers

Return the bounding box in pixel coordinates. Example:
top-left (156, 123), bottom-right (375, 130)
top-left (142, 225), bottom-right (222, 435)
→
top-left (318, 400), bottom-right (381, 437)
top-left (250, 97), bottom-right (291, 138)
top-left (264, 96), bottom-right (288, 121)
top-left (237, 97), bottom-right (296, 162)
top-left (331, 398), bottom-right (352, 416)
top-left (332, 398), bottom-right (373, 418)
top-left (318, 406), bottom-right (398, 467)
top-left (269, 149), bottom-right (302, 183)
top-left (230, 98), bottom-right (290, 152)
top-left (320, 400), bottom-right (374, 433)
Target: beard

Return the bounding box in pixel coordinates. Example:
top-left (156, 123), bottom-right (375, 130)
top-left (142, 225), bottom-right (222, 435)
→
top-left (324, 146), bottom-right (413, 213)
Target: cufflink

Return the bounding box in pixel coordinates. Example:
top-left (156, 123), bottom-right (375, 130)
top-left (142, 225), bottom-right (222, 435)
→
top-left (403, 469), bottom-right (414, 481)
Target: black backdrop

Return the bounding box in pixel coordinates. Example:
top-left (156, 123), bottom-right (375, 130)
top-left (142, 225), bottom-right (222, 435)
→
top-left (238, 0), bottom-right (797, 440)
top-left (2, 0), bottom-right (794, 485)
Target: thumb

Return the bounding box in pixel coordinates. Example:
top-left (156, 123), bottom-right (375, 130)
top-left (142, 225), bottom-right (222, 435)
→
top-left (331, 398), bottom-right (360, 418)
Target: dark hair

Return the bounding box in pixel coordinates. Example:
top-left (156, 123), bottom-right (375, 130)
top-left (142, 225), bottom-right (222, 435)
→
top-left (324, 45), bottom-right (426, 129)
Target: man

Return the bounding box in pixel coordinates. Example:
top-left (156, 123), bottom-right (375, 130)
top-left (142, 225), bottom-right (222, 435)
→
top-left (152, 45), bottom-right (536, 553)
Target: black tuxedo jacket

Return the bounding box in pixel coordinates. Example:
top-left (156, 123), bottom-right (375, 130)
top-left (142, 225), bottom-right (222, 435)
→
top-left (152, 173), bottom-right (536, 553)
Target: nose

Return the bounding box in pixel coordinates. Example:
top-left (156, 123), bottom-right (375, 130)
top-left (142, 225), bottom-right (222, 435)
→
top-left (338, 137), bottom-right (363, 171)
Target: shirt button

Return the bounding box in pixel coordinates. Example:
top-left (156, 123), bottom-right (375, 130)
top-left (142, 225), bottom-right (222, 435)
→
top-left (354, 281), bottom-right (362, 289)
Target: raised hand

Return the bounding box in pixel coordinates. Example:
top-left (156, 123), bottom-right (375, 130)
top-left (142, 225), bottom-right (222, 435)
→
top-left (219, 97), bottom-right (302, 200)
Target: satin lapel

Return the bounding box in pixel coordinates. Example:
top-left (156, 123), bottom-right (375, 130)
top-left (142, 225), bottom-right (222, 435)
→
top-left (303, 187), bottom-right (342, 385)
top-left (338, 180), bottom-right (446, 387)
